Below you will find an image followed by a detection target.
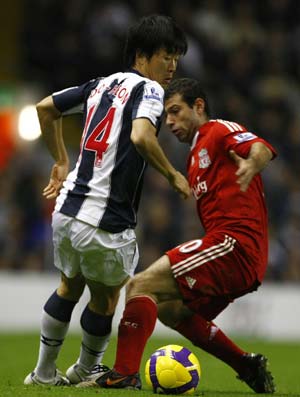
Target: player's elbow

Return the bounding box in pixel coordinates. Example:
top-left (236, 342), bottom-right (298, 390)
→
top-left (130, 129), bottom-right (147, 149)
top-left (36, 96), bottom-right (61, 122)
top-left (264, 145), bottom-right (273, 162)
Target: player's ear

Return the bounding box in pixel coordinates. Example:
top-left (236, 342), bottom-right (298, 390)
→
top-left (194, 98), bottom-right (205, 115)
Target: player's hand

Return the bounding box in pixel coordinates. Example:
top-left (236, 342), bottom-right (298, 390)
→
top-left (43, 162), bottom-right (69, 199)
top-left (169, 171), bottom-right (191, 199)
top-left (229, 150), bottom-right (258, 192)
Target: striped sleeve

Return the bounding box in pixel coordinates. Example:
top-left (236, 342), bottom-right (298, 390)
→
top-left (214, 119), bottom-right (277, 159)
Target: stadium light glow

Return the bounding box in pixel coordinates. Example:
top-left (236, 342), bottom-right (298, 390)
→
top-left (18, 105), bottom-right (41, 141)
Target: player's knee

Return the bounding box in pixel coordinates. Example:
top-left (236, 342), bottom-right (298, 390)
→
top-left (126, 273), bottom-right (149, 298)
top-left (89, 286), bottom-right (121, 315)
top-left (89, 297), bottom-right (118, 316)
top-left (126, 275), bottom-right (140, 297)
top-left (58, 275), bottom-right (85, 301)
top-left (57, 285), bottom-right (82, 301)
top-left (158, 301), bottom-right (192, 329)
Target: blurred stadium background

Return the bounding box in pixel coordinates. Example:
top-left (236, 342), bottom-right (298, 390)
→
top-left (1, 0), bottom-right (300, 338)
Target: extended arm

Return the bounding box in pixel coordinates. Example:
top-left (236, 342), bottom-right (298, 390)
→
top-left (36, 96), bottom-right (70, 199)
top-left (229, 141), bottom-right (273, 192)
top-left (131, 118), bottom-right (190, 199)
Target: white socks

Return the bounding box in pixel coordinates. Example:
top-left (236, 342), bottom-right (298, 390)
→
top-left (35, 311), bottom-right (69, 380)
top-left (77, 330), bottom-right (110, 371)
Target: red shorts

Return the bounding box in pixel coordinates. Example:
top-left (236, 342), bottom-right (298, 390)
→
top-left (166, 232), bottom-right (260, 321)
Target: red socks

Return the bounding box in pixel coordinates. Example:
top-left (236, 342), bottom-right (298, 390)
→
top-left (114, 296), bottom-right (157, 374)
top-left (114, 299), bottom-right (247, 375)
top-left (176, 313), bottom-right (246, 374)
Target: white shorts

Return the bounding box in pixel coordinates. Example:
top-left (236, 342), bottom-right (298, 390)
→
top-left (52, 212), bottom-right (139, 286)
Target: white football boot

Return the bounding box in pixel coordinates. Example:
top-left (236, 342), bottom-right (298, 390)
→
top-left (66, 362), bottom-right (110, 384)
top-left (24, 369), bottom-right (70, 386)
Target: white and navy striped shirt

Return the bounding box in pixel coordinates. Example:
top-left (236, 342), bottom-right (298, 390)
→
top-left (52, 71), bottom-right (164, 232)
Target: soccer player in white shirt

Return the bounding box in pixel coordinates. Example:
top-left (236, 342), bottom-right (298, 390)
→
top-left (24, 15), bottom-right (190, 386)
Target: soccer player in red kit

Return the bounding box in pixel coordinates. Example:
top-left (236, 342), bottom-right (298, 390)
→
top-left (80, 78), bottom-right (276, 392)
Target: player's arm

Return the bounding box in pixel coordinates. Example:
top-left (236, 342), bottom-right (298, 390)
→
top-left (131, 118), bottom-right (190, 199)
top-left (36, 95), bottom-right (69, 199)
top-left (229, 142), bottom-right (273, 192)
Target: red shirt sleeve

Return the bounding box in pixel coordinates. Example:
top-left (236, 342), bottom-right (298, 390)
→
top-left (217, 124), bottom-right (277, 159)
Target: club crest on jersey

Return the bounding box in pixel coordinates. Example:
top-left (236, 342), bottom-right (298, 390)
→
top-left (199, 148), bottom-right (211, 169)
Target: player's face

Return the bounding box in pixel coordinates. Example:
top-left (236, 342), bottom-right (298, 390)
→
top-left (165, 94), bottom-right (200, 143)
top-left (145, 49), bottom-right (180, 88)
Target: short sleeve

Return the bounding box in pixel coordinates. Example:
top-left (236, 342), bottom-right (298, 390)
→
top-left (227, 132), bottom-right (277, 159)
top-left (132, 81), bottom-right (164, 128)
top-left (214, 121), bottom-right (277, 159)
top-left (52, 78), bottom-right (100, 115)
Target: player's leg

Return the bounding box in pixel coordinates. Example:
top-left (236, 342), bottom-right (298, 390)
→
top-left (24, 272), bottom-right (85, 385)
top-left (24, 212), bottom-right (84, 385)
top-left (158, 299), bottom-right (247, 373)
top-left (83, 254), bottom-right (182, 389)
top-left (159, 299), bottom-right (275, 393)
top-left (114, 254), bottom-right (181, 373)
top-left (165, 234), bottom-right (251, 372)
top-left (157, 299), bottom-right (192, 327)
top-left (67, 223), bottom-right (140, 384)
top-left (66, 277), bottom-right (128, 384)
top-left (163, 234), bottom-right (275, 393)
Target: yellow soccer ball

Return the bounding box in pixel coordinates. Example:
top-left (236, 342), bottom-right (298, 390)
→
top-left (145, 344), bottom-right (201, 394)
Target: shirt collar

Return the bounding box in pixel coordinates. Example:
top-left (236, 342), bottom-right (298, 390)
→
top-left (190, 130), bottom-right (199, 150)
top-left (127, 68), bottom-right (145, 77)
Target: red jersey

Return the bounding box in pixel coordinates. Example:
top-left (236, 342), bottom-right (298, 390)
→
top-left (187, 119), bottom-right (276, 281)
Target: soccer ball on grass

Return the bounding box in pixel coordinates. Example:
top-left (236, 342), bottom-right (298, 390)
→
top-left (145, 344), bottom-right (201, 394)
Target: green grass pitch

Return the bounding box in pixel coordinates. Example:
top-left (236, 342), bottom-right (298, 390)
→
top-left (1, 333), bottom-right (299, 397)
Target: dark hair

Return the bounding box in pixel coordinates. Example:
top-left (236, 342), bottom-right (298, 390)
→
top-left (165, 78), bottom-right (211, 117)
top-left (124, 15), bottom-right (187, 68)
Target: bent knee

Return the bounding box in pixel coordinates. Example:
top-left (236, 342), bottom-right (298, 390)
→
top-left (158, 301), bottom-right (192, 328)
top-left (89, 295), bottom-right (119, 316)
top-left (126, 273), bottom-right (151, 298)
top-left (58, 274), bottom-right (85, 301)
